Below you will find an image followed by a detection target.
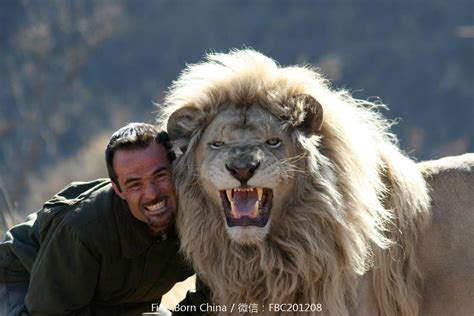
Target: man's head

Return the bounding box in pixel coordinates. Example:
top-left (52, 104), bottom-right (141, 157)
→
top-left (105, 123), bottom-right (176, 236)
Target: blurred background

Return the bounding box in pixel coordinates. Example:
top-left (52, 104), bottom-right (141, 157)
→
top-left (0, 0), bottom-right (473, 233)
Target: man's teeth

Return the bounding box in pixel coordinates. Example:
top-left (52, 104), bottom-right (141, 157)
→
top-left (146, 200), bottom-right (166, 211)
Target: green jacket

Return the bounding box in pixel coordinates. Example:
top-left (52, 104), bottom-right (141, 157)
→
top-left (0, 179), bottom-right (203, 315)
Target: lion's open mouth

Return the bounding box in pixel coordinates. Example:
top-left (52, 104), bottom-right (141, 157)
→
top-left (219, 187), bottom-right (273, 227)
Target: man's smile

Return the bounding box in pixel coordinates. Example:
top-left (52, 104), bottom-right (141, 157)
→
top-left (143, 198), bottom-right (169, 214)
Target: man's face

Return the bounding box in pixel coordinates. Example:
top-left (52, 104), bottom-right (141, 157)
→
top-left (111, 141), bottom-right (177, 236)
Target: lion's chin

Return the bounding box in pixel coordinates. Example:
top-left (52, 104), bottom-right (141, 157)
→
top-left (227, 225), bottom-right (270, 244)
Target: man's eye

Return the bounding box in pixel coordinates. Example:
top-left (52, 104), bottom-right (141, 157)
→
top-left (128, 183), bottom-right (142, 190)
top-left (210, 141), bottom-right (225, 149)
top-left (154, 173), bottom-right (169, 181)
top-left (266, 138), bottom-right (282, 148)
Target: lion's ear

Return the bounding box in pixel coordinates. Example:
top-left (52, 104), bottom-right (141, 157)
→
top-left (167, 106), bottom-right (202, 140)
top-left (292, 94), bottom-right (324, 134)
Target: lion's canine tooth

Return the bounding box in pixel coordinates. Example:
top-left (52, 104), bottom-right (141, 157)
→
top-left (230, 201), bottom-right (241, 219)
top-left (257, 188), bottom-right (263, 201)
top-left (251, 201), bottom-right (260, 217)
top-left (226, 189), bottom-right (233, 202)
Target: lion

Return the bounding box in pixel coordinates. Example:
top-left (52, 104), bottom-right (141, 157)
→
top-left (158, 49), bottom-right (474, 315)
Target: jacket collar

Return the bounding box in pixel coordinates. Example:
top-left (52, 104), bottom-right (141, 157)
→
top-left (112, 194), bottom-right (175, 258)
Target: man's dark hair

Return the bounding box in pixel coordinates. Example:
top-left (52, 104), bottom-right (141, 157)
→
top-left (105, 122), bottom-right (175, 191)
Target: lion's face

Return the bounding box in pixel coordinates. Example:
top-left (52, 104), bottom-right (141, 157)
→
top-left (194, 104), bottom-right (297, 243)
top-left (162, 50), bottom-right (432, 314)
top-left (167, 94), bottom-right (323, 244)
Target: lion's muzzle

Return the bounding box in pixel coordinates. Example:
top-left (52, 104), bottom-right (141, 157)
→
top-left (225, 160), bottom-right (260, 184)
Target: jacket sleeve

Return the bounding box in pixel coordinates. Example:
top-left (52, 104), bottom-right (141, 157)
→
top-left (0, 213), bottom-right (39, 282)
top-left (172, 276), bottom-right (211, 315)
top-left (25, 222), bottom-right (100, 316)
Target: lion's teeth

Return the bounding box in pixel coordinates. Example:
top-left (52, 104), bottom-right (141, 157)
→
top-left (251, 201), bottom-right (260, 217)
top-left (226, 189), bottom-right (233, 202)
top-left (233, 187), bottom-right (257, 192)
top-left (230, 201), bottom-right (241, 219)
top-left (257, 188), bottom-right (263, 201)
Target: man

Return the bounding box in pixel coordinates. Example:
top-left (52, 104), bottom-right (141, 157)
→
top-left (0, 123), bottom-right (206, 315)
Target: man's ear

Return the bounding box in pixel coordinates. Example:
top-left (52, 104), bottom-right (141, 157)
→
top-left (111, 181), bottom-right (126, 200)
top-left (167, 106), bottom-right (202, 141)
top-left (291, 94), bottom-right (324, 134)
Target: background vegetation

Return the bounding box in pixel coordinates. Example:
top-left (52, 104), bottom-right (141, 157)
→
top-left (1, 0), bottom-right (473, 233)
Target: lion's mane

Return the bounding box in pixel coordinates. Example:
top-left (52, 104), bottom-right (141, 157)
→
top-left (159, 50), bottom-right (431, 315)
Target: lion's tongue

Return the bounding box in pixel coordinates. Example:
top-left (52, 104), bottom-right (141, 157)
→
top-left (232, 191), bottom-right (258, 217)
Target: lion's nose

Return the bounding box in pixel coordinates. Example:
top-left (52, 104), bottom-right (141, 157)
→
top-left (225, 161), bottom-right (260, 184)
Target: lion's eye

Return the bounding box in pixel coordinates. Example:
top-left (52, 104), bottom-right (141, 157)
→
top-left (266, 138), bottom-right (282, 148)
top-left (210, 141), bottom-right (225, 149)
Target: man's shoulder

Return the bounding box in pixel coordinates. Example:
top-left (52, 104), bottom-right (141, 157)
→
top-left (41, 179), bottom-right (124, 253)
top-left (60, 179), bottom-right (117, 226)
top-left (45, 179), bottom-right (112, 207)
top-left (40, 179), bottom-right (118, 233)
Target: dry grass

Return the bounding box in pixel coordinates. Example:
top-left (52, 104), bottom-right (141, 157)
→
top-left (161, 275), bottom-right (196, 309)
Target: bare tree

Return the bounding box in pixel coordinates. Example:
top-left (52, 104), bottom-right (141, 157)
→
top-left (1, 0), bottom-right (127, 234)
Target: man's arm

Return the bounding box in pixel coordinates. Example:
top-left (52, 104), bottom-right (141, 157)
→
top-left (26, 222), bottom-right (100, 316)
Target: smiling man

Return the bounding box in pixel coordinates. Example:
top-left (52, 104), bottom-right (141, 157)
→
top-left (0, 123), bottom-right (207, 315)
top-left (107, 124), bottom-right (177, 238)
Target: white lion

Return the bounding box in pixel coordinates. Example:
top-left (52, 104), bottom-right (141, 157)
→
top-left (159, 49), bottom-right (474, 315)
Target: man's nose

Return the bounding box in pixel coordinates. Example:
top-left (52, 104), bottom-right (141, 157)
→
top-left (144, 183), bottom-right (160, 198)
